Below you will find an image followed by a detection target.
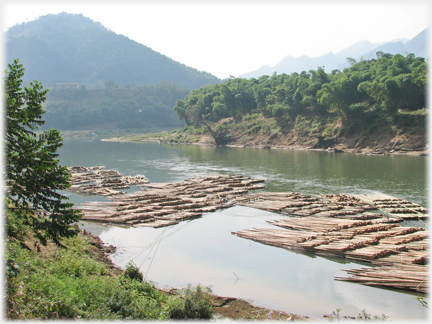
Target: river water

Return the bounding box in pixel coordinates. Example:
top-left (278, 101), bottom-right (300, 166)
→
top-left (58, 138), bottom-right (429, 321)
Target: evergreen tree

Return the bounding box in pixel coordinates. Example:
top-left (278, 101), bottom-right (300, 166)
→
top-left (5, 59), bottom-right (81, 246)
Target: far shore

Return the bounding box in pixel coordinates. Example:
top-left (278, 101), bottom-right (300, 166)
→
top-left (101, 136), bottom-right (428, 157)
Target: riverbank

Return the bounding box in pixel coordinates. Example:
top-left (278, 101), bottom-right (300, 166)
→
top-left (60, 111), bottom-right (428, 156)
top-left (103, 133), bottom-right (428, 156)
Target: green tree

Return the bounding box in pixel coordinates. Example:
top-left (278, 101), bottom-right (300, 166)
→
top-left (5, 59), bottom-right (81, 246)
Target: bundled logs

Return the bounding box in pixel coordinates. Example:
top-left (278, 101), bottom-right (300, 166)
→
top-left (66, 166), bottom-right (149, 196)
top-left (74, 173), bottom-right (267, 228)
top-left (68, 166), bottom-right (428, 294)
top-left (233, 202), bottom-right (428, 293)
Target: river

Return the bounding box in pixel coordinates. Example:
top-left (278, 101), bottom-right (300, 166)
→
top-left (58, 138), bottom-right (429, 321)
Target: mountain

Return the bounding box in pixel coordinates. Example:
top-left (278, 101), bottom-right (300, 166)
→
top-left (4, 12), bottom-right (221, 89)
top-left (361, 28), bottom-right (427, 61)
top-left (240, 29), bottom-right (427, 79)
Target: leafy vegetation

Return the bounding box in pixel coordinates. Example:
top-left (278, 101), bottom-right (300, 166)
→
top-left (42, 80), bottom-right (189, 130)
top-left (5, 59), bottom-right (81, 245)
top-left (5, 12), bottom-right (221, 90)
top-left (173, 53), bottom-right (427, 147)
top-left (5, 212), bottom-right (213, 320)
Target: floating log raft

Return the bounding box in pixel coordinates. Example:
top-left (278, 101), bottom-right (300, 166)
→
top-left (233, 210), bottom-right (428, 293)
top-left (237, 192), bottom-right (381, 220)
top-left (66, 165), bottom-right (149, 196)
top-left (335, 264), bottom-right (428, 293)
top-left (69, 166), bottom-right (427, 294)
top-left (354, 192), bottom-right (428, 220)
top-left (76, 174), bottom-right (267, 227)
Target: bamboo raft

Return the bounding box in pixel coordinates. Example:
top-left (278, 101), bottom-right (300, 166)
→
top-left (74, 173), bottom-right (267, 228)
top-left (335, 264), bottom-right (428, 293)
top-left (233, 214), bottom-right (428, 293)
top-left (68, 167), bottom-right (428, 293)
top-left (354, 192), bottom-right (428, 220)
top-left (67, 165), bottom-right (150, 195)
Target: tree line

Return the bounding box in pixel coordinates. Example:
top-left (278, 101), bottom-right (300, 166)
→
top-left (173, 53), bottom-right (427, 131)
top-left (43, 80), bottom-right (190, 130)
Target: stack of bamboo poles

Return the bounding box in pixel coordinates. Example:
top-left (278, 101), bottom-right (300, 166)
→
top-left (354, 193), bottom-right (428, 220)
top-left (76, 174), bottom-right (267, 227)
top-left (71, 167), bottom-right (428, 293)
top-left (237, 192), bottom-right (380, 219)
top-left (67, 165), bottom-right (149, 195)
top-left (335, 264), bottom-right (428, 293)
top-left (232, 212), bottom-right (428, 293)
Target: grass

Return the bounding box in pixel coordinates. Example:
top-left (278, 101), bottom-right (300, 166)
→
top-left (5, 208), bottom-right (214, 320)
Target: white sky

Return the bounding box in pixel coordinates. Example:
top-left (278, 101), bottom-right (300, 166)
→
top-left (1, 0), bottom-right (431, 79)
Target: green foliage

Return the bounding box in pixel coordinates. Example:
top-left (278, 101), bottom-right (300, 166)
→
top-left (122, 262), bottom-right (144, 282)
top-left (43, 81), bottom-right (189, 130)
top-left (5, 233), bottom-right (161, 320)
top-left (5, 59), bottom-right (81, 246)
top-left (173, 53), bottom-right (426, 143)
top-left (162, 286), bottom-right (213, 319)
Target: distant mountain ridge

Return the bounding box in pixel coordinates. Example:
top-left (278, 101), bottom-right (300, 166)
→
top-left (240, 29), bottom-right (427, 79)
top-left (5, 12), bottom-right (221, 89)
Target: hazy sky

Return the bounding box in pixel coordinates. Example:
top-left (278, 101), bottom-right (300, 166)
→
top-left (1, 0), bottom-right (430, 79)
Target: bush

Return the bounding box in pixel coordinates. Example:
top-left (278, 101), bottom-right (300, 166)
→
top-left (272, 104), bottom-right (286, 118)
top-left (162, 286), bottom-right (213, 319)
top-left (249, 125), bottom-right (262, 135)
top-left (122, 262), bottom-right (143, 282)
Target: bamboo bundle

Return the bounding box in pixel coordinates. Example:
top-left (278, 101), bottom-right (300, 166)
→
top-left (191, 193), bottom-right (207, 198)
top-left (335, 264), bottom-right (428, 293)
top-left (402, 239), bottom-right (429, 251)
top-left (372, 249), bottom-right (428, 265)
top-left (157, 199), bottom-right (192, 207)
top-left (344, 248), bottom-right (400, 262)
top-left (105, 213), bottom-right (154, 223)
top-left (378, 230), bottom-right (426, 245)
top-left (172, 202), bottom-right (210, 210)
top-left (188, 205), bottom-right (221, 213)
top-left (96, 169), bottom-right (121, 177)
top-left (202, 186), bottom-right (234, 193)
top-left (238, 201), bottom-right (294, 211)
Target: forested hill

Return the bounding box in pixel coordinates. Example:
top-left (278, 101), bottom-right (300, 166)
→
top-left (5, 12), bottom-right (221, 89)
top-left (43, 80), bottom-right (188, 131)
top-left (168, 53), bottom-right (427, 152)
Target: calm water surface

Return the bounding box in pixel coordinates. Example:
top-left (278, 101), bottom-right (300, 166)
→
top-left (59, 139), bottom-right (429, 321)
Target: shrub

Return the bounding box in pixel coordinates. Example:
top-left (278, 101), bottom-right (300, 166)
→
top-left (162, 286), bottom-right (213, 319)
top-left (122, 262), bottom-right (143, 282)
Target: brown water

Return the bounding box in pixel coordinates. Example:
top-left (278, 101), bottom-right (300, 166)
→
top-left (59, 139), bottom-right (429, 321)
